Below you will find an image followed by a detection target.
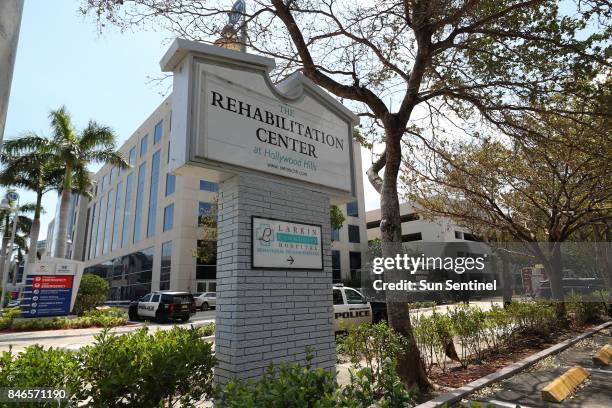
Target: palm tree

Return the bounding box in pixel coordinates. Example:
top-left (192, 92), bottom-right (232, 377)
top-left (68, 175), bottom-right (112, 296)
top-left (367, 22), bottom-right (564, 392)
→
top-left (0, 139), bottom-right (64, 274)
top-left (0, 199), bottom-right (33, 284)
top-left (6, 106), bottom-right (129, 258)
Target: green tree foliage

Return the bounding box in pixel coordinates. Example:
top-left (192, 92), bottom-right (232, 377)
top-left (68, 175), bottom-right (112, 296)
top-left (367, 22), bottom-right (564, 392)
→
top-left (0, 137), bottom-right (64, 274)
top-left (73, 274), bottom-right (109, 315)
top-left (330, 204), bottom-right (345, 230)
top-left (405, 93), bottom-right (611, 313)
top-left (5, 106), bottom-right (129, 258)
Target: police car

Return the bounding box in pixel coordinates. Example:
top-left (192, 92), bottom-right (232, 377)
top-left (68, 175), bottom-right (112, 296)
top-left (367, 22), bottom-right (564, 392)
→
top-left (128, 291), bottom-right (196, 322)
top-left (333, 285), bottom-right (372, 332)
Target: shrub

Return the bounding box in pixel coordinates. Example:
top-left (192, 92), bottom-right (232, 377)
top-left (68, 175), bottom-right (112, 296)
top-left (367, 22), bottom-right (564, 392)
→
top-left (0, 307), bottom-right (21, 330)
top-left (216, 352), bottom-right (338, 408)
top-left (216, 352), bottom-right (413, 408)
top-left (413, 309), bottom-right (453, 372)
top-left (73, 274), bottom-right (109, 315)
top-left (0, 345), bottom-right (79, 407)
top-left (197, 322), bottom-right (216, 337)
top-left (338, 321), bottom-right (409, 393)
top-left (74, 326), bottom-right (216, 407)
top-left (447, 305), bottom-right (487, 365)
top-left (567, 292), bottom-right (607, 325)
top-left (7, 308), bottom-right (127, 331)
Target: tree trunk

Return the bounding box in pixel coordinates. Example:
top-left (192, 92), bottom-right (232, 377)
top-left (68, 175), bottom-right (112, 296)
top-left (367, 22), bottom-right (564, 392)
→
top-left (24, 191), bottom-right (42, 280)
top-left (53, 170), bottom-right (72, 258)
top-left (380, 128), bottom-right (430, 393)
top-left (501, 253), bottom-right (512, 307)
top-left (547, 242), bottom-right (566, 319)
top-left (0, 216), bottom-right (9, 286)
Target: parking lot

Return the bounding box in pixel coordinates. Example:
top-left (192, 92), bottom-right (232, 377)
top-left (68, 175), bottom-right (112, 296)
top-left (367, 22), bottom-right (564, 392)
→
top-left (465, 326), bottom-right (612, 408)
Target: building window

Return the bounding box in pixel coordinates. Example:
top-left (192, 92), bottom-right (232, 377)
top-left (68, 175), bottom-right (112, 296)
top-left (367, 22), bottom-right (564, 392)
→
top-left (111, 166), bottom-right (118, 182)
top-left (160, 241), bottom-right (172, 290)
top-left (95, 196), bottom-right (106, 258)
top-left (87, 203), bottom-right (97, 260)
top-left (165, 173), bottom-right (176, 196)
top-left (331, 228), bottom-right (340, 241)
top-left (332, 250), bottom-right (341, 283)
top-left (85, 247), bottom-right (154, 301)
top-left (163, 204), bottom-right (174, 232)
top-left (401, 232), bottom-right (422, 242)
top-left (140, 134), bottom-right (148, 157)
top-left (200, 180), bottom-right (219, 192)
top-left (147, 150), bottom-right (160, 238)
top-left (103, 190), bottom-right (113, 255)
top-left (133, 162), bottom-right (146, 243)
top-left (464, 232), bottom-right (480, 242)
top-left (198, 202), bottom-right (214, 226)
top-left (349, 251), bottom-right (362, 282)
top-left (122, 173), bottom-right (133, 248)
top-left (111, 181), bottom-right (122, 251)
top-left (196, 240), bottom-right (216, 280)
top-left (147, 151), bottom-right (161, 237)
top-left (154, 120), bottom-right (163, 144)
top-left (129, 147), bottom-right (136, 165)
top-left (348, 225), bottom-right (360, 243)
top-left (346, 201), bottom-right (358, 217)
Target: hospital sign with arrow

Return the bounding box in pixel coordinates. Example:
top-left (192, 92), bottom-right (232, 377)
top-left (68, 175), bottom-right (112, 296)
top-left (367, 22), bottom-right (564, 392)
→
top-left (252, 216), bottom-right (323, 270)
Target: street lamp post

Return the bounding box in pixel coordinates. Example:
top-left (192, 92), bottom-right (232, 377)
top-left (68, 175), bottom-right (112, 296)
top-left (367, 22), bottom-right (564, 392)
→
top-left (0, 193), bottom-right (19, 311)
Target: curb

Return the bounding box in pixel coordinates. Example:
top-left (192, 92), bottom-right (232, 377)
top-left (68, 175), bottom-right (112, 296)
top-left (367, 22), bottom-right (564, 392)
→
top-left (414, 320), bottom-right (612, 408)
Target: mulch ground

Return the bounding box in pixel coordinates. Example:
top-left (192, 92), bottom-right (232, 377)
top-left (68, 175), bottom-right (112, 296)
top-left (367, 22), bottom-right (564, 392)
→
top-left (426, 325), bottom-right (594, 390)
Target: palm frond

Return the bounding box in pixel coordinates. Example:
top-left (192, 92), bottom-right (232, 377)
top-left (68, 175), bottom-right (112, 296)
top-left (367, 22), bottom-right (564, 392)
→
top-left (49, 106), bottom-right (76, 143)
top-left (80, 121), bottom-right (117, 151)
top-left (1, 134), bottom-right (51, 157)
top-left (87, 149), bottom-right (130, 170)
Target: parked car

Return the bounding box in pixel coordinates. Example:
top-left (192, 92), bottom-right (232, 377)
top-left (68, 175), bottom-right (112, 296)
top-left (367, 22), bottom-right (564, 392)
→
top-left (333, 285), bottom-right (374, 332)
top-left (536, 278), bottom-right (606, 299)
top-left (195, 292), bottom-right (216, 310)
top-left (128, 291), bottom-right (195, 322)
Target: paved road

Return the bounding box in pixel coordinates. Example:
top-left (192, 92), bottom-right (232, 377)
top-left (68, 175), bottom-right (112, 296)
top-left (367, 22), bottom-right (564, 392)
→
top-left (0, 309), bottom-right (216, 353)
top-left (465, 325), bottom-right (612, 408)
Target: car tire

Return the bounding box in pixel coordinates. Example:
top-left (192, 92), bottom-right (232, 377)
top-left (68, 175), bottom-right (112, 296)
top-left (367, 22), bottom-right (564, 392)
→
top-left (129, 309), bottom-right (139, 321)
top-left (202, 302), bottom-right (209, 311)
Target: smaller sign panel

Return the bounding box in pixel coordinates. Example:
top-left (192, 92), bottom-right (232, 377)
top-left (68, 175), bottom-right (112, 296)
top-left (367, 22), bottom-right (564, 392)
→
top-left (20, 275), bottom-right (74, 317)
top-left (252, 217), bottom-right (323, 270)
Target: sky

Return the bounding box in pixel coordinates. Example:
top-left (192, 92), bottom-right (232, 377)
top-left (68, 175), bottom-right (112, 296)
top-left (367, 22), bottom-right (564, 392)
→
top-left (3, 0), bottom-right (382, 241)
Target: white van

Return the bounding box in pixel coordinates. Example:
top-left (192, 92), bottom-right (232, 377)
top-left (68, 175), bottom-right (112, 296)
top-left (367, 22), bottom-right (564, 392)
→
top-left (332, 285), bottom-right (372, 332)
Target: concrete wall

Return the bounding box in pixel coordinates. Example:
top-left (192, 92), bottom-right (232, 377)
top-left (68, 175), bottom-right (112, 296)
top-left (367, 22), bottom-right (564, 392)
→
top-left (0, 0), bottom-right (24, 146)
top-left (215, 173), bottom-right (335, 383)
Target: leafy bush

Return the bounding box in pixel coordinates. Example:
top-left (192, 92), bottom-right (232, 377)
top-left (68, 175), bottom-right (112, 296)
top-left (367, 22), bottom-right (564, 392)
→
top-left (447, 305), bottom-right (487, 365)
top-left (413, 309), bottom-right (453, 372)
top-left (0, 345), bottom-right (79, 407)
top-left (7, 308), bottom-right (127, 331)
top-left (0, 307), bottom-right (21, 330)
top-left (566, 292), bottom-right (607, 325)
top-left (198, 322), bottom-right (216, 337)
top-left (216, 352), bottom-right (337, 408)
top-left (338, 321), bottom-right (409, 393)
top-left (74, 326), bottom-right (215, 407)
top-left (73, 274), bottom-right (109, 315)
top-left (216, 351), bottom-right (413, 408)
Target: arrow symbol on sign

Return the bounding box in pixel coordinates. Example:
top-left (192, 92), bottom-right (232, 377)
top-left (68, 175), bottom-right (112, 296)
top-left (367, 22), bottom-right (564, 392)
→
top-left (287, 256), bottom-right (295, 265)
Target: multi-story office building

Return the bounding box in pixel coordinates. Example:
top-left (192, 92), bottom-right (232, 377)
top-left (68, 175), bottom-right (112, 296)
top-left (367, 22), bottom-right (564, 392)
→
top-left (366, 202), bottom-right (481, 244)
top-left (45, 97), bottom-right (368, 300)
